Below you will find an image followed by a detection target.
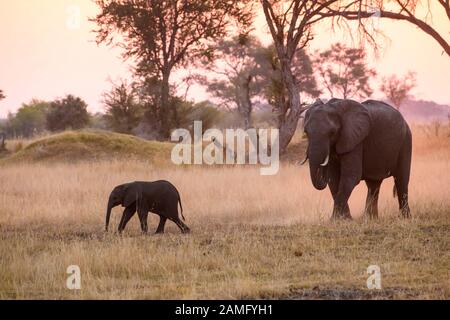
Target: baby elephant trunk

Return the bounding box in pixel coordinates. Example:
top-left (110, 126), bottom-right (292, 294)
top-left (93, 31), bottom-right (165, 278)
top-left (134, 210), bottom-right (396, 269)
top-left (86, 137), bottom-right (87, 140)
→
top-left (105, 198), bottom-right (114, 232)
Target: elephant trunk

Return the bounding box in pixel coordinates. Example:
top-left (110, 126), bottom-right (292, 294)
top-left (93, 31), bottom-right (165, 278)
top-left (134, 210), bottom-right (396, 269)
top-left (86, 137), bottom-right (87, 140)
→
top-left (308, 142), bottom-right (329, 190)
top-left (309, 164), bottom-right (328, 190)
top-left (105, 197), bottom-right (114, 232)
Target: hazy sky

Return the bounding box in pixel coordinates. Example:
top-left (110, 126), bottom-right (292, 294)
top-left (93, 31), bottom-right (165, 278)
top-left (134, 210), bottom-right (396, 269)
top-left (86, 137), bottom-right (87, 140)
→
top-left (0, 0), bottom-right (449, 117)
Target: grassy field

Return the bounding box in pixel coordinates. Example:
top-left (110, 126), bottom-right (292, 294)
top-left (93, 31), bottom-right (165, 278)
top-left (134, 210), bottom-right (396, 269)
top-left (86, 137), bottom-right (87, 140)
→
top-left (0, 126), bottom-right (449, 299)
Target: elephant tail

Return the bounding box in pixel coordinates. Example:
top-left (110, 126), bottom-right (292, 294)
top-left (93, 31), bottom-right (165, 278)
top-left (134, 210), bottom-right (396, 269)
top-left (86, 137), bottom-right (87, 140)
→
top-left (393, 185), bottom-right (397, 198)
top-left (178, 195), bottom-right (186, 221)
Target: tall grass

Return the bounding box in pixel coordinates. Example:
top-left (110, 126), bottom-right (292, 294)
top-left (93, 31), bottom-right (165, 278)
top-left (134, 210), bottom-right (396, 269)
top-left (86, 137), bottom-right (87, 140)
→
top-left (1, 125), bottom-right (448, 227)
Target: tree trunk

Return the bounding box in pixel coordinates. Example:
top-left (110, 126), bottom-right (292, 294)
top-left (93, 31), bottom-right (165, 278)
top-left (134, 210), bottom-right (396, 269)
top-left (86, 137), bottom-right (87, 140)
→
top-left (160, 70), bottom-right (171, 138)
top-left (261, 0), bottom-right (305, 154)
top-left (239, 75), bottom-right (253, 130)
top-left (278, 58), bottom-right (303, 154)
top-left (0, 132), bottom-right (5, 151)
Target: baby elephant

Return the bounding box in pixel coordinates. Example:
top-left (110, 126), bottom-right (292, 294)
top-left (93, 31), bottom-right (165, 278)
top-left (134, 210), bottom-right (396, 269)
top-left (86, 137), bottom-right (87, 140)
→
top-left (105, 180), bottom-right (190, 234)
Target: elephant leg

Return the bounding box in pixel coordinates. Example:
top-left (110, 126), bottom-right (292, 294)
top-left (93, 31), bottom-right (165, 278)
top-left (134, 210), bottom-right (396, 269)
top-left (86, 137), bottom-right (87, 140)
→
top-left (333, 146), bottom-right (363, 220)
top-left (394, 138), bottom-right (412, 218)
top-left (118, 204), bottom-right (136, 234)
top-left (332, 203), bottom-right (350, 219)
top-left (394, 176), bottom-right (411, 218)
top-left (141, 212), bottom-right (149, 234)
top-left (137, 208), bottom-right (149, 234)
top-left (328, 158), bottom-right (351, 219)
top-left (171, 217), bottom-right (190, 234)
top-left (164, 202), bottom-right (190, 234)
top-left (364, 180), bottom-right (382, 219)
top-left (333, 190), bottom-right (352, 220)
top-left (155, 216), bottom-right (167, 234)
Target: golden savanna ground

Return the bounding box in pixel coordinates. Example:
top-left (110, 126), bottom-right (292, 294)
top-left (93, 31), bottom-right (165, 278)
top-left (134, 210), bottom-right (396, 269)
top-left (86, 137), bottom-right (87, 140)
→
top-left (0, 126), bottom-right (449, 299)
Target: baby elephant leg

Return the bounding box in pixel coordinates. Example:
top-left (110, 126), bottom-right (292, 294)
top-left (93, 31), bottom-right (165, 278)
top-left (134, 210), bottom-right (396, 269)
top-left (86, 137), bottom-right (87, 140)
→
top-left (172, 217), bottom-right (190, 234)
top-left (137, 209), bottom-right (149, 234)
top-left (118, 205), bottom-right (136, 234)
top-left (155, 216), bottom-right (167, 234)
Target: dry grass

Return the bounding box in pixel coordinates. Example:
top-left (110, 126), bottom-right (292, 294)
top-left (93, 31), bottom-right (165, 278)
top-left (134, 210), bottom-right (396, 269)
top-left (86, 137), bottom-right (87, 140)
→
top-left (0, 125), bottom-right (449, 299)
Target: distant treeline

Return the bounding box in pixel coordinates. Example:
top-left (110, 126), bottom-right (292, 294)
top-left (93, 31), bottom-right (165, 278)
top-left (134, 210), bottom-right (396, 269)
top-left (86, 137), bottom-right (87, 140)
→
top-left (0, 93), bottom-right (277, 140)
top-left (0, 95), bottom-right (209, 139)
top-left (1, 95), bottom-right (89, 139)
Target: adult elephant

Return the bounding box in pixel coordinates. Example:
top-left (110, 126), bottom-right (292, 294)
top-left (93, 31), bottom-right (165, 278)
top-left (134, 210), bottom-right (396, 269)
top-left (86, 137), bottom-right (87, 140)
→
top-left (302, 98), bottom-right (412, 219)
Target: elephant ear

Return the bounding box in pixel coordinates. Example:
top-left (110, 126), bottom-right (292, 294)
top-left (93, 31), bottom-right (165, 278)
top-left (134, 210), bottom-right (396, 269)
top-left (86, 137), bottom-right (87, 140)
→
top-left (333, 100), bottom-right (371, 154)
top-left (122, 183), bottom-right (140, 207)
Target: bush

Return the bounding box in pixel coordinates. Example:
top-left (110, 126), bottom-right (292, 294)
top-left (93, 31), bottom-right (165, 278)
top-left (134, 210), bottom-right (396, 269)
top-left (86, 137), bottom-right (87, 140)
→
top-left (46, 95), bottom-right (90, 132)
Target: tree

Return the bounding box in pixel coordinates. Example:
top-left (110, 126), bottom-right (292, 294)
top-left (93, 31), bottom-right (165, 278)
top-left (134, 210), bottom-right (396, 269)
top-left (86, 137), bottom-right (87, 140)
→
top-left (133, 75), bottom-right (179, 139)
top-left (4, 99), bottom-right (49, 138)
top-left (261, 0), bottom-right (356, 152)
top-left (322, 0), bottom-right (450, 57)
top-left (197, 35), bottom-right (262, 129)
top-left (315, 43), bottom-right (376, 99)
top-left (46, 95), bottom-right (90, 132)
top-left (261, 0), bottom-right (449, 151)
top-left (90, 112), bottom-right (109, 130)
top-left (103, 80), bottom-right (144, 133)
top-left (196, 35), bottom-right (319, 130)
top-left (0, 89), bottom-right (5, 101)
top-left (176, 100), bottom-right (223, 134)
top-left (92, 0), bottom-right (253, 138)
top-left (380, 71), bottom-right (416, 110)
top-left (256, 44), bottom-right (320, 128)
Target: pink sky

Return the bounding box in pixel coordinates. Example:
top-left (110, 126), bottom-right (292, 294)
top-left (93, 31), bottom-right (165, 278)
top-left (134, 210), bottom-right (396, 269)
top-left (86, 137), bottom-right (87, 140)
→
top-left (0, 0), bottom-right (449, 117)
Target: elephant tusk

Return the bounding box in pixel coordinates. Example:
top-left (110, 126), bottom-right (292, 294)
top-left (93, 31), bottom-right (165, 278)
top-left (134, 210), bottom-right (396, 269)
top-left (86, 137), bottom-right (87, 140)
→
top-left (320, 154), bottom-right (329, 166)
top-left (299, 156), bottom-right (308, 165)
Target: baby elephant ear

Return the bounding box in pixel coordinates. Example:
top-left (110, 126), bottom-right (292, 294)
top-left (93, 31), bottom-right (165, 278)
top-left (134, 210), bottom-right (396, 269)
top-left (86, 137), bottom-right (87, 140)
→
top-left (333, 100), bottom-right (371, 154)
